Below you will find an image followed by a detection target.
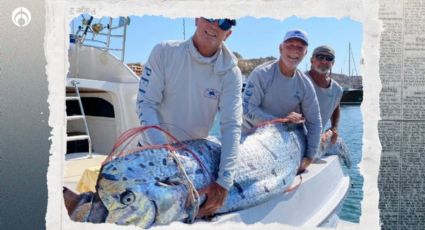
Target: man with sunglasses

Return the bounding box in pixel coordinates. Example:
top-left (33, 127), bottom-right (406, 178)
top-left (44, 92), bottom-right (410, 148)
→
top-left (136, 17), bottom-right (241, 218)
top-left (242, 29), bottom-right (322, 174)
top-left (306, 46), bottom-right (343, 145)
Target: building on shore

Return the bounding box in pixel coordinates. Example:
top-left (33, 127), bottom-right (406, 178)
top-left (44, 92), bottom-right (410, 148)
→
top-left (127, 63), bottom-right (144, 77)
top-left (331, 73), bottom-right (363, 89)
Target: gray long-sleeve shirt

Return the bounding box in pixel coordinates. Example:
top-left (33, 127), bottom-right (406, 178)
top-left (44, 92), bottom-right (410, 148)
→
top-left (136, 38), bottom-right (242, 190)
top-left (305, 72), bottom-right (343, 129)
top-left (242, 60), bottom-right (322, 159)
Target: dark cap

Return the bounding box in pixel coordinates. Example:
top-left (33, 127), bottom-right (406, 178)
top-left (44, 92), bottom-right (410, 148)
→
top-left (312, 45), bottom-right (335, 57)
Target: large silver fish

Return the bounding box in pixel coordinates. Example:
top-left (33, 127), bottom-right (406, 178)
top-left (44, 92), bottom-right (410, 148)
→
top-left (67, 122), bottom-right (349, 228)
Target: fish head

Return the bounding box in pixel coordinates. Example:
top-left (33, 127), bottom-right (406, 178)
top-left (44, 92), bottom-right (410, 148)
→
top-left (97, 175), bottom-right (157, 228)
top-left (98, 172), bottom-right (194, 227)
top-left (96, 151), bottom-right (198, 228)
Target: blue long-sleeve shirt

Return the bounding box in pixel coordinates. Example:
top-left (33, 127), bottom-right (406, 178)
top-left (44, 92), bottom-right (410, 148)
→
top-left (242, 60), bottom-right (322, 159)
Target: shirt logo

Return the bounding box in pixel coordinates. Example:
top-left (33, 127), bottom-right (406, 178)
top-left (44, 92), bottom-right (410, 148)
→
top-left (293, 91), bottom-right (301, 101)
top-left (204, 88), bottom-right (220, 100)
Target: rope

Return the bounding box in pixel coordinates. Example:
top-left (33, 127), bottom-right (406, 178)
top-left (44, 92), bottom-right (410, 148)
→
top-left (100, 125), bottom-right (215, 221)
top-left (284, 174), bottom-right (303, 193)
top-left (102, 125), bottom-right (211, 180)
top-left (169, 150), bottom-right (200, 223)
top-left (256, 117), bottom-right (290, 128)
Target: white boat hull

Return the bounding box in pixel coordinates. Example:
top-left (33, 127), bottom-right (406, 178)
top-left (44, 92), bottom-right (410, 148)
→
top-left (211, 155), bottom-right (349, 227)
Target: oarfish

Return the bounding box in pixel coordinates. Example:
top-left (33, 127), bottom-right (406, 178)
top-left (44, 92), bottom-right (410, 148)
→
top-left (68, 122), bottom-right (307, 228)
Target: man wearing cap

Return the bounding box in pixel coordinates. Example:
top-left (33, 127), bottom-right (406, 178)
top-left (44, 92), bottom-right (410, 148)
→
top-left (136, 17), bottom-right (242, 218)
top-left (242, 29), bottom-right (322, 174)
top-left (306, 45), bottom-right (343, 145)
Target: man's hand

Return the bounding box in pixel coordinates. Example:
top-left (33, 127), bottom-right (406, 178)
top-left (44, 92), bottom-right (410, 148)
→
top-left (197, 182), bottom-right (228, 218)
top-left (330, 128), bottom-right (338, 144)
top-left (321, 129), bottom-right (333, 143)
top-left (297, 157), bottom-right (313, 174)
top-left (321, 128), bottom-right (338, 144)
top-left (285, 112), bottom-right (305, 124)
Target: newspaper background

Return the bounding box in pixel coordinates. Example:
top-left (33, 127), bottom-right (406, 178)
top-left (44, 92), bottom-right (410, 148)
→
top-left (44, 0), bottom-right (384, 229)
top-left (378, 0), bottom-right (425, 229)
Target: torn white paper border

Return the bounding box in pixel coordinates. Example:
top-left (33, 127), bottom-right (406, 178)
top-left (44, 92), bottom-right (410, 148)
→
top-left (45, 0), bottom-right (381, 229)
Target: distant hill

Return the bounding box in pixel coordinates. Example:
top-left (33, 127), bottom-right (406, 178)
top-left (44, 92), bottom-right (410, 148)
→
top-left (130, 53), bottom-right (276, 78)
top-left (233, 52), bottom-right (362, 89)
top-left (234, 52), bottom-right (277, 77)
top-left (131, 52), bottom-right (362, 89)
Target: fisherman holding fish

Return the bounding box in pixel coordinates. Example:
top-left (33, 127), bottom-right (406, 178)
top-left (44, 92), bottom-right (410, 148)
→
top-left (305, 45), bottom-right (343, 146)
top-left (136, 17), bottom-right (242, 218)
top-left (242, 29), bottom-right (322, 174)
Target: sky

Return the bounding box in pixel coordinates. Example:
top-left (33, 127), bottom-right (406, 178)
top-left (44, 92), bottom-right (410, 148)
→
top-left (71, 15), bottom-right (363, 76)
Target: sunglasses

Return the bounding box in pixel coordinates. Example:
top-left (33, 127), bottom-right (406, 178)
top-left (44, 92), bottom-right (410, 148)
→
top-left (315, 54), bottom-right (335, 62)
top-left (202, 18), bottom-right (236, 31)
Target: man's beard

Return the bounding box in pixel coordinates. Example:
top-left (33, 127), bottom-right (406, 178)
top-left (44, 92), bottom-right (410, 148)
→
top-left (313, 65), bottom-right (331, 75)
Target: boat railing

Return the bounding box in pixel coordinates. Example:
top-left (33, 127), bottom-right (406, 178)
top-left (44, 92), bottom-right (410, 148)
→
top-left (70, 15), bottom-right (130, 62)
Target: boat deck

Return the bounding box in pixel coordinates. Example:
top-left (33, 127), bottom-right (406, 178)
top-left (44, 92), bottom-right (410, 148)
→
top-left (64, 153), bottom-right (106, 192)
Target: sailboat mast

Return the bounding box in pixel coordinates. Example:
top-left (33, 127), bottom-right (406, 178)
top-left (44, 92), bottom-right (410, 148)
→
top-left (348, 43), bottom-right (351, 77)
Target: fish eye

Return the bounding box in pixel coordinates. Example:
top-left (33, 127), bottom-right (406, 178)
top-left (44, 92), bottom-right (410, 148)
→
top-left (120, 190), bottom-right (135, 205)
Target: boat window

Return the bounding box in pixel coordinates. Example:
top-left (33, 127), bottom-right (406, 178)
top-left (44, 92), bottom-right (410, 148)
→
top-left (66, 97), bottom-right (115, 118)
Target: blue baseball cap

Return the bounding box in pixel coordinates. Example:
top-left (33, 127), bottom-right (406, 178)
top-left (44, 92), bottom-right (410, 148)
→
top-left (283, 29), bottom-right (308, 45)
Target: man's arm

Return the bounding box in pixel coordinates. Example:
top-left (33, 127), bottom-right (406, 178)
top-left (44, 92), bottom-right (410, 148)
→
top-left (327, 83), bottom-right (343, 144)
top-left (242, 70), bottom-right (277, 128)
top-left (329, 105), bottom-right (340, 144)
top-left (299, 76), bottom-right (322, 172)
top-left (198, 67), bottom-right (243, 218)
top-left (136, 43), bottom-right (168, 145)
top-left (217, 67), bottom-right (243, 190)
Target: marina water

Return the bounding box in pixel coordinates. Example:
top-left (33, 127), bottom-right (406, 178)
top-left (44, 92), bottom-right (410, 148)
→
top-left (335, 105), bottom-right (363, 223)
top-left (209, 105), bottom-right (363, 223)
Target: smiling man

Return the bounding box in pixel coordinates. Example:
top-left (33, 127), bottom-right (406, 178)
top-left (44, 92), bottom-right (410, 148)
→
top-left (242, 29), bottom-right (322, 174)
top-left (136, 17), bottom-right (242, 218)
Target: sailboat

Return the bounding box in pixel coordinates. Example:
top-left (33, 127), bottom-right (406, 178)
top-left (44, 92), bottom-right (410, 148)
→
top-left (339, 43), bottom-right (363, 105)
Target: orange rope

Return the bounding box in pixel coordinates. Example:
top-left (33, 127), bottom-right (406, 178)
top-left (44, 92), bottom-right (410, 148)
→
top-left (256, 117), bottom-right (291, 128)
top-left (101, 125), bottom-right (212, 180)
top-left (284, 174), bottom-right (303, 193)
